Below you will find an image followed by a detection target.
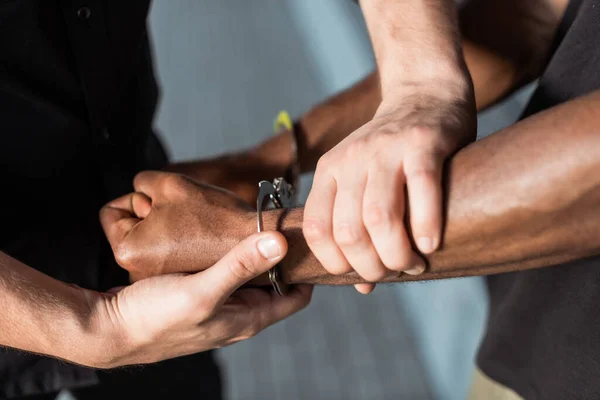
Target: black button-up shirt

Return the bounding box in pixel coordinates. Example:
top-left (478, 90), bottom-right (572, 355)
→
top-left (0, 1), bottom-right (170, 396)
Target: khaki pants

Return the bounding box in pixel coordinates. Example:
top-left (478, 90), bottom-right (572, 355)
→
top-left (468, 368), bottom-right (523, 400)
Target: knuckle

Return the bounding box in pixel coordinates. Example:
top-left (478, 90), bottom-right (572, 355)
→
top-left (376, 123), bottom-right (397, 136)
top-left (162, 174), bottom-right (188, 193)
top-left (156, 173), bottom-right (198, 201)
top-left (366, 131), bottom-right (390, 149)
top-left (344, 141), bottom-right (364, 160)
top-left (363, 203), bottom-right (391, 228)
top-left (98, 206), bottom-right (114, 228)
top-left (227, 250), bottom-right (258, 280)
top-left (369, 152), bottom-right (388, 170)
top-left (113, 243), bottom-right (138, 271)
top-left (333, 221), bottom-right (365, 247)
top-left (383, 250), bottom-right (413, 272)
top-left (315, 155), bottom-right (331, 174)
top-left (176, 289), bottom-right (201, 315)
top-left (133, 171), bottom-right (149, 186)
top-left (99, 204), bottom-right (110, 218)
top-left (408, 126), bottom-right (446, 152)
top-left (410, 124), bottom-right (436, 138)
top-left (303, 217), bottom-right (330, 244)
top-left (404, 157), bottom-right (440, 180)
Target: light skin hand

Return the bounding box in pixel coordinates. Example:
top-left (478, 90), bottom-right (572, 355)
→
top-left (88, 231), bottom-right (312, 367)
top-left (144, 0), bottom-right (569, 294)
top-left (0, 232), bottom-right (311, 369)
top-left (0, 0), bottom-right (572, 371)
top-left (103, 81), bottom-right (600, 291)
top-left (303, 86), bottom-right (476, 294)
top-left (299, 0), bottom-right (477, 294)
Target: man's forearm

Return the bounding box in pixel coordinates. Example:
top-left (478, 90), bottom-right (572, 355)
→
top-left (253, 90), bottom-right (600, 285)
top-left (251, 0), bottom-right (567, 176)
top-left (0, 252), bottom-right (107, 365)
top-left (360, 0), bottom-right (468, 99)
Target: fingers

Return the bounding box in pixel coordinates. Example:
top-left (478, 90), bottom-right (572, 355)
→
top-left (210, 284), bottom-right (313, 345)
top-left (363, 163), bottom-right (425, 272)
top-left (236, 284), bottom-right (314, 329)
top-left (332, 172), bottom-right (389, 282)
top-left (405, 150), bottom-right (444, 254)
top-left (107, 192), bottom-right (152, 218)
top-left (303, 165), bottom-right (352, 275)
top-left (99, 205), bottom-right (137, 246)
top-left (186, 231), bottom-right (288, 309)
top-left (354, 283), bottom-right (376, 294)
top-left (100, 196), bottom-right (139, 248)
top-left (100, 193), bottom-right (152, 246)
top-left (133, 170), bottom-right (172, 198)
top-left (260, 284), bottom-right (313, 323)
top-left (131, 192), bottom-right (152, 218)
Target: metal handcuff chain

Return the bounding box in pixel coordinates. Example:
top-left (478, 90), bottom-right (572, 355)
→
top-left (256, 177), bottom-right (295, 296)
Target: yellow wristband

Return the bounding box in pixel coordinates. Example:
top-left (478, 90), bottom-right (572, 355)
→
top-left (273, 110), bottom-right (299, 203)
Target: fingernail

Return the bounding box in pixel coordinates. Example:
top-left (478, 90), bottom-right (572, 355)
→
top-left (257, 237), bottom-right (282, 261)
top-left (417, 237), bottom-right (435, 254)
top-left (404, 264), bottom-right (426, 276)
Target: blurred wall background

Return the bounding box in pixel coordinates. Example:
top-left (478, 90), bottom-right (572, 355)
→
top-left (148, 1), bottom-right (532, 399)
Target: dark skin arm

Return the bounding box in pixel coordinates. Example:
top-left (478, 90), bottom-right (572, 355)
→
top-left (101, 0), bottom-right (579, 284)
top-left (101, 89), bottom-right (600, 285)
top-left (262, 89), bottom-right (600, 284)
top-left (460, 0), bottom-right (568, 110)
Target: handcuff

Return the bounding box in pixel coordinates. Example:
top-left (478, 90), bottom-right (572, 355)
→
top-left (256, 177), bottom-right (294, 296)
top-left (255, 110), bottom-right (299, 296)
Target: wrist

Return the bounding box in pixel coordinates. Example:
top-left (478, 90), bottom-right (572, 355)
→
top-left (376, 79), bottom-right (477, 152)
top-left (363, 0), bottom-right (467, 98)
top-left (73, 289), bottom-right (130, 369)
top-left (381, 65), bottom-right (473, 107)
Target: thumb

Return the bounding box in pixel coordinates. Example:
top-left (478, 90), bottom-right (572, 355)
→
top-left (100, 192), bottom-right (153, 248)
top-left (185, 231), bottom-right (288, 307)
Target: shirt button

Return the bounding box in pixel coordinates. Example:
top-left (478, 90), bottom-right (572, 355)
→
top-left (77, 6), bottom-right (92, 21)
top-left (102, 128), bottom-right (110, 140)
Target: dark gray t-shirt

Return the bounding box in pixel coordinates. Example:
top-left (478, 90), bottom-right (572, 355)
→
top-left (477, 1), bottom-right (600, 399)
